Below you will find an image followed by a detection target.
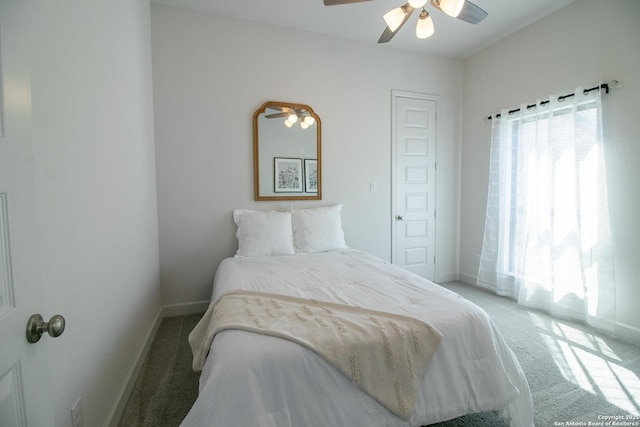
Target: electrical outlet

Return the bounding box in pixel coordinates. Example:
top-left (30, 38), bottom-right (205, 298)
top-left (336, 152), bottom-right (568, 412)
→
top-left (71, 397), bottom-right (83, 427)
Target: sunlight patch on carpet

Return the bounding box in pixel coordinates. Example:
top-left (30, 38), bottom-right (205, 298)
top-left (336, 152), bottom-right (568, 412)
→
top-left (530, 312), bottom-right (640, 416)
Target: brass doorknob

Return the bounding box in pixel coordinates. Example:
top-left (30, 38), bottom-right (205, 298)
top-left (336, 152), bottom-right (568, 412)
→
top-left (26, 314), bottom-right (66, 343)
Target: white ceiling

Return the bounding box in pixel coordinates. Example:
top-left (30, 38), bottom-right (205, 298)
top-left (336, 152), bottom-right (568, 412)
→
top-left (150, 0), bottom-right (576, 58)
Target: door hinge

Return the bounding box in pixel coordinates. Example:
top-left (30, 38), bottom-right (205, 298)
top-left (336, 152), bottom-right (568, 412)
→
top-left (434, 210), bottom-right (436, 218)
top-left (433, 256), bottom-right (436, 264)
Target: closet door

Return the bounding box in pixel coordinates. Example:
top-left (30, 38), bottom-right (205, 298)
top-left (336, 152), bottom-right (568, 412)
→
top-left (391, 92), bottom-right (437, 280)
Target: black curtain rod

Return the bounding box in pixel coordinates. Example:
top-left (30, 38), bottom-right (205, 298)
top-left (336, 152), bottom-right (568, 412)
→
top-left (487, 83), bottom-right (610, 121)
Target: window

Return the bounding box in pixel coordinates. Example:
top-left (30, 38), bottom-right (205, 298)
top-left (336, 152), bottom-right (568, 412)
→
top-left (477, 88), bottom-right (616, 331)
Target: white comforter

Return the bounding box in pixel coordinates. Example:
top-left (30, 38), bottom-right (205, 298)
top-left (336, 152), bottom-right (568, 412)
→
top-left (181, 249), bottom-right (534, 427)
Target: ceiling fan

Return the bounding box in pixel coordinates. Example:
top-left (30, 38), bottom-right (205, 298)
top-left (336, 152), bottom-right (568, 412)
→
top-left (265, 106), bottom-right (316, 129)
top-left (324, 0), bottom-right (487, 43)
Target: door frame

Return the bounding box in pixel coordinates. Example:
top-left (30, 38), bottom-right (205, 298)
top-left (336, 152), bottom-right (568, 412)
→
top-left (390, 90), bottom-right (439, 278)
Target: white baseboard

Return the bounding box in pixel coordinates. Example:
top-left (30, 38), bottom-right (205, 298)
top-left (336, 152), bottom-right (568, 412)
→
top-left (616, 321), bottom-right (640, 345)
top-left (104, 306), bottom-right (164, 427)
top-left (458, 272), bottom-right (476, 285)
top-left (162, 300), bottom-right (210, 317)
top-left (436, 272), bottom-right (459, 283)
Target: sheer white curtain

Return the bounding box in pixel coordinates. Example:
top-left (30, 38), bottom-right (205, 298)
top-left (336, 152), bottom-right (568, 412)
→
top-left (477, 87), bottom-right (616, 331)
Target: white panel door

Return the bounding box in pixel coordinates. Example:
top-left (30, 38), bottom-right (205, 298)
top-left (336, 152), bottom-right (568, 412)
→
top-left (392, 93), bottom-right (437, 280)
top-left (0, 3), bottom-right (54, 426)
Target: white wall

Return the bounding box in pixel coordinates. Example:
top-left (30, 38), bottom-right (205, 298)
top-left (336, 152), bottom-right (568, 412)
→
top-left (460, 0), bottom-right (640, 342)
top-left (27, 1), bottom-right (161, 425)
top-left (151, 5), bottom-right (463, 305)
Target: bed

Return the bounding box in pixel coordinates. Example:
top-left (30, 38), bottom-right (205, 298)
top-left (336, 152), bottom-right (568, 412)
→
top-left (181, 206), bottom-right (534, 427)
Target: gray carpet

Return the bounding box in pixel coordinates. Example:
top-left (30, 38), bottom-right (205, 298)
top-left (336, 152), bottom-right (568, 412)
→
top-left (119, 314), bottom-right (201, 427)
top-left (120, 282), bottom-right (640, 426)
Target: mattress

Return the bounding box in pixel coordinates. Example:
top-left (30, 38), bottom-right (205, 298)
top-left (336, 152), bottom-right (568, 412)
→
top-left (181, 249), bottom-right (534, 427)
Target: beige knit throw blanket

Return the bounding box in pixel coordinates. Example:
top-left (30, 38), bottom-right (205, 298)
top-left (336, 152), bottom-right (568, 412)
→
top-left (189, 290), bottom-right (442, 420)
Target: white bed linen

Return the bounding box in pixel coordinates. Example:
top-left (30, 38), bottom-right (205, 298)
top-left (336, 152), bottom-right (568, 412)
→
top-left (181, 249), bottom-right (534, 427)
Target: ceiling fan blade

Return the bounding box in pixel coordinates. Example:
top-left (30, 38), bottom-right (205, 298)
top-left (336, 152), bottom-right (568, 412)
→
top-left (266, 106), bottom-right (293, 112)
top-left (429, 0), bottom-right (487, 24)
top-left (377, 27), bottom-right (396, 43)
top-left (377, 4), bottom-right (415, 43)
top-left (457, 0), bottom-right (487, 24)
top-left (324, 0), bottom-right (373, 5)
top-left (265, 112), bottom-right (290, 119)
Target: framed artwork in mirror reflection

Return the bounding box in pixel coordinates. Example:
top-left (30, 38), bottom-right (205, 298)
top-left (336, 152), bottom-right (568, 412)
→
top-left (274, 157), bottom-right (303, 193)
top-left (304, 159), bottom-right (317, 193)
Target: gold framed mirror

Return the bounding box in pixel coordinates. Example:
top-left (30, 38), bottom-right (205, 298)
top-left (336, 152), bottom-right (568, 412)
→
top-left (253, 101), bottom-right (321, 201)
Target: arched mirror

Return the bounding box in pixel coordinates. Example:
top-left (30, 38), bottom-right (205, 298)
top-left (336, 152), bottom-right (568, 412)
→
top-left (253, 101), bottom-right (321, 201)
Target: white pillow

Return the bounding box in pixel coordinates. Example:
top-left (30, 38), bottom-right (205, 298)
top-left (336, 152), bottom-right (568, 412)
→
top-left (233, 209), bottom-right (295, 257)
top-left (292, 205), bottom-right (347, 253)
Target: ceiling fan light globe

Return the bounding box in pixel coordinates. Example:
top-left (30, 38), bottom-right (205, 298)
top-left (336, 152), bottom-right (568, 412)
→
top-left (302, 116), bottom-right (315, 127)
top-left (416, 12), bottom-right (434, 39)
top-left (284, 119), bottom-right (294, 128)
top-left (408, 0), bottom-right (428, 8)
top-left (439, 0), bottom-right (464, 17)
top-left (383, 7), bottom-right (406, 32)
top-left (288, 113), bottom-right (298, 124)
